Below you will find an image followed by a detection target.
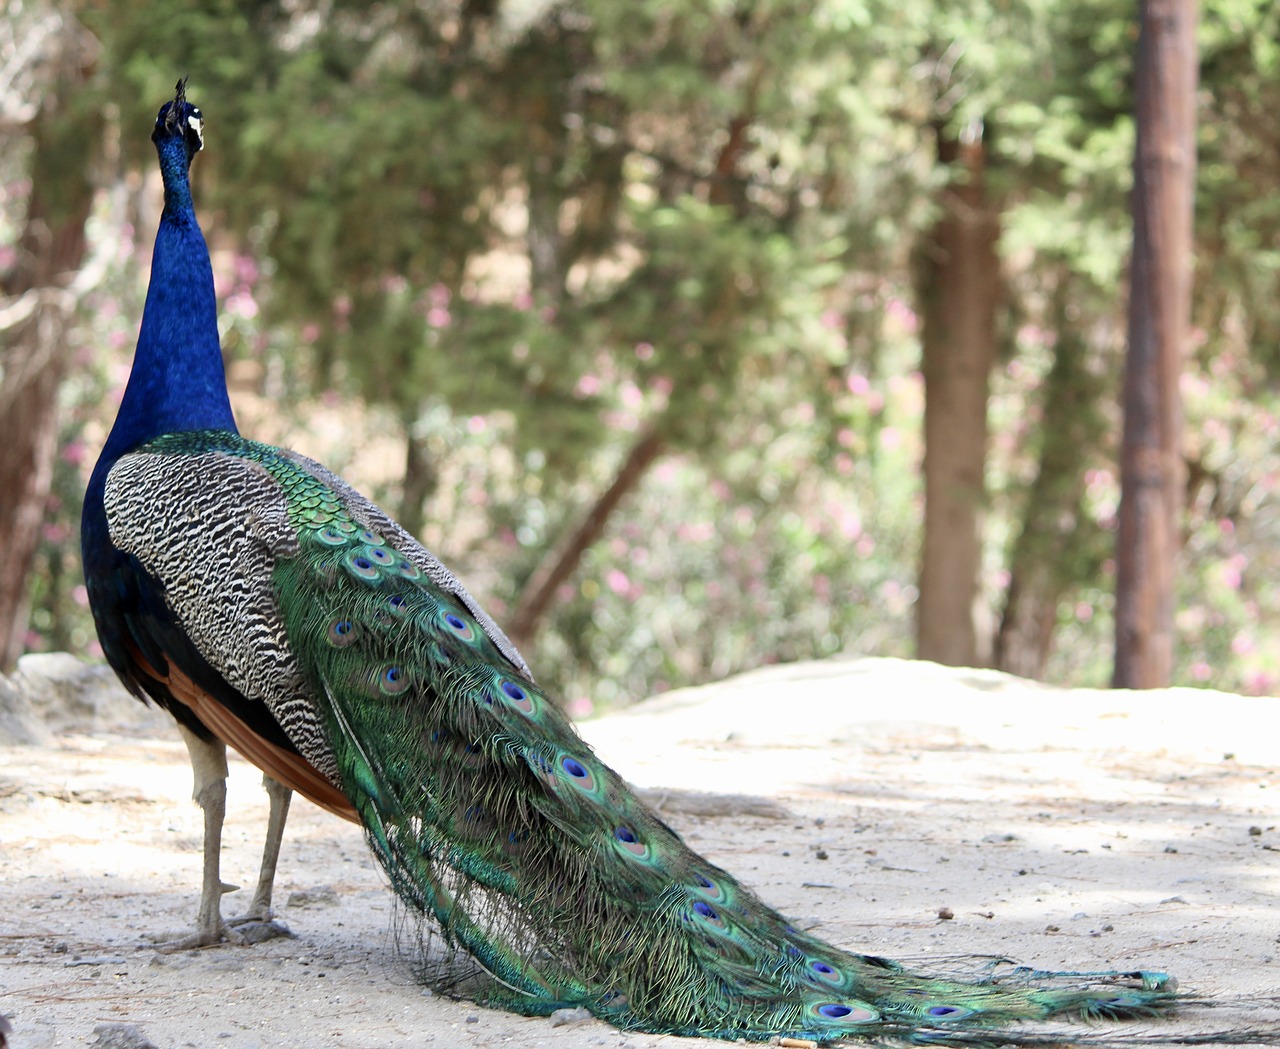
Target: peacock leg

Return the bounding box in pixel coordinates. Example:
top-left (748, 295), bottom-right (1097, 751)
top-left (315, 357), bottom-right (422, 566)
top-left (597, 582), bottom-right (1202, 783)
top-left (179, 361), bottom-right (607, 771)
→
top-left (159, 724), bottom-right (245, 949)
top-left (225, 774), bottom-right (294, 942)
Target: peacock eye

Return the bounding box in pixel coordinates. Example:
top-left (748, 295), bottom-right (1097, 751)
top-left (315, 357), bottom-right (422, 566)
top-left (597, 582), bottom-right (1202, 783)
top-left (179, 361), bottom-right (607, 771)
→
top-left (377, 664), bottom-right (411, 696)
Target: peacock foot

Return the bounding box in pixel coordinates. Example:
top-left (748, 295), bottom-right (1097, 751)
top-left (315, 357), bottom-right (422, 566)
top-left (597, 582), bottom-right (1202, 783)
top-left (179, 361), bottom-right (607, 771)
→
top-left (148, 920), bottom-right (248, 951)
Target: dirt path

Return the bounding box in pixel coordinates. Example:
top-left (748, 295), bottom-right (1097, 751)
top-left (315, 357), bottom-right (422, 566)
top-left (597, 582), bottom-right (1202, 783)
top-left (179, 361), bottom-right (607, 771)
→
top-left (2, 656), bottom-right (1278, 1047)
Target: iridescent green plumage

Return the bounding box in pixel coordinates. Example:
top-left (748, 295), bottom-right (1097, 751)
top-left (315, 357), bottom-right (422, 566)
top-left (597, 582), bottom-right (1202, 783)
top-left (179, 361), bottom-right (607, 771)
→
top-left (124, 429), bottom-right (1173, 1043)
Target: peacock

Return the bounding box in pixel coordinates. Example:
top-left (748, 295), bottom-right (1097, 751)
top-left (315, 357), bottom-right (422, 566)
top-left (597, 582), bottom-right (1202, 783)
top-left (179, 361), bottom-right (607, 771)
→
top-left (82, 82), bottom-right (1178, 1044)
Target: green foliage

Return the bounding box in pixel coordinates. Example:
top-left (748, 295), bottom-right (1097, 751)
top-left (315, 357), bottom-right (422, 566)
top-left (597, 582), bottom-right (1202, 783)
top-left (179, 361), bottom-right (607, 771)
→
top-left (9, 0), bottom-right (1280, 701)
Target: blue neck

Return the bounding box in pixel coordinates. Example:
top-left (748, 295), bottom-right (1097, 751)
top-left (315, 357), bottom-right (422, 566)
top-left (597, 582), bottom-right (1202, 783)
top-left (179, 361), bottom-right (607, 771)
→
top-left (98, 134), bottom-right (237, 466)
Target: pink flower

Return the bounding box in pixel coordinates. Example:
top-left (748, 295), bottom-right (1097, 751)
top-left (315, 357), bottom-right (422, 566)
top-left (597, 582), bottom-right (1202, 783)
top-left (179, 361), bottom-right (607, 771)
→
top-left (635, 342), bottom-right (655, 360)
top-left (226, 291), bottom-right (258, 320)
top-left (886, 296), bottom-right (919, 333)
top-left (605, 568), bottom-right (630, 595)
top-left (1244, 670), bottom-right (1274, 696)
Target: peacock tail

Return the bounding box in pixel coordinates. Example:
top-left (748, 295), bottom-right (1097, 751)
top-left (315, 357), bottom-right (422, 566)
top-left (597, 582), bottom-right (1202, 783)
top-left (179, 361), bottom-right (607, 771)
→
top-left (102, 427), bottom-right (1175, 1043)
top-left (84, 83), bottom-right (1187, 1045)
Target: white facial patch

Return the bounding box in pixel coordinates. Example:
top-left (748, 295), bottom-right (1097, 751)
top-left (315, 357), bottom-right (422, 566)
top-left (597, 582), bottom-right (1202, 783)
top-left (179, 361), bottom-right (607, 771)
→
top-left (188, 111), bottom-right (205, 150)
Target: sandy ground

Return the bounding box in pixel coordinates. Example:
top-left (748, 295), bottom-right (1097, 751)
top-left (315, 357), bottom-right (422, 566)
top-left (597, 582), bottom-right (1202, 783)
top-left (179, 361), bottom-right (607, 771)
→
top-left (1, 655), bottom-right (1279, 1048)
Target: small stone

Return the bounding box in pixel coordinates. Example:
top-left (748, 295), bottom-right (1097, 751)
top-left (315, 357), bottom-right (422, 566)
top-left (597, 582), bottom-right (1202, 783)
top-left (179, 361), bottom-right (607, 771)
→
top-left (465, 1015), bottom-right (480, 1024)
top-left (814, 849), bottom-right (829, 861)
top-left (91, 1024), bottom-right (159, 1049)
top-left (937, 907), bottom-right (954, 921)
top-left (1249, 826), bottom-right (1263, 837)
top-left (550, 1008), bottom-right (593, 1028)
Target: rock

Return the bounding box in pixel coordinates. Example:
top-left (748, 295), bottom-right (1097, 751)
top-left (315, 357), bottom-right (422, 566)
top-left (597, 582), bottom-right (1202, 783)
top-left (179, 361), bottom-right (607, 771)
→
top-left (286, 887), bottom-right (339, 908)
top-left (0, 672), bottom-right (49, 745)
top-left (10, 653), bottom-right (170, 737)
top-left (549, 1007), bottom-right (594, 1027)
top-left (91, 1023), bottom-right (159, 1049)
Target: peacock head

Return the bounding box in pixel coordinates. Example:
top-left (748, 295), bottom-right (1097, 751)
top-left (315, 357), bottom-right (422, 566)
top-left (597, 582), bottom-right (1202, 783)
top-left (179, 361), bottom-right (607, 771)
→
top-left (152, 77), bottom-right (204, 164)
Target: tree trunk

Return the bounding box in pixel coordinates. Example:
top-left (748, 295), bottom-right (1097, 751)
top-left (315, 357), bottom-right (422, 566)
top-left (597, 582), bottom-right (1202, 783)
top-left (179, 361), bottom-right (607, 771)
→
top-left (0, 39), bottom-right (97, 671)
top-left (506, 427), bottom-right (665, 654)
top-left (397, 411), bottom-right (438, 542)
top-left (995, 284), bottom-right (1106, 679)
top-left (915, 129), bottom-right (1001, 667)
top-left (1114, 0), bottom-right (1198, 688)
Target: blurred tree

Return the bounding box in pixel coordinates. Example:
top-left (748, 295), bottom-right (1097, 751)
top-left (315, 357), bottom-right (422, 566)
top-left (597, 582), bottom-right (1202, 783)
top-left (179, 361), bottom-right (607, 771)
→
top-left (1114, 0), bottom-right (1198, 688)
top-left (995, 272), bottom-right (1109, 677)
top-left (985, 0), bottom-right (1134, 679)
top-left (915, 115), bottom-right (1001, 667)
top-left (0, 3), bottom-right (99, 670)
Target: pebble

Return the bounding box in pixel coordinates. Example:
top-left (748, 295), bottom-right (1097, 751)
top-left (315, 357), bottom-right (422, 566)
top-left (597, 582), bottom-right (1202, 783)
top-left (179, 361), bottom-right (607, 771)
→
top-left (90, 1024), bottom-right (158, 1049)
